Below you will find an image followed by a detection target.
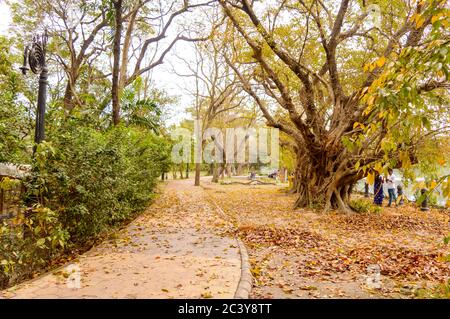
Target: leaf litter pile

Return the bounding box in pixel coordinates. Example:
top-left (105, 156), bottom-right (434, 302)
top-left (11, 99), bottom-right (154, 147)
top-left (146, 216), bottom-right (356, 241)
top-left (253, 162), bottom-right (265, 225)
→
top-left (203, 183), bottom-right (449, 298)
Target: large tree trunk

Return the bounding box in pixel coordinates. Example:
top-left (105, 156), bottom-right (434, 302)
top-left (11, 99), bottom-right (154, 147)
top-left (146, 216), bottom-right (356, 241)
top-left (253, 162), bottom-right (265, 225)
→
top-left (292, 148), bottom-right (359, 213)
top-left (226, 164), bottom-right (232, 178)
top-left (112, 0), bottom-right (123, 126)
top-left (63, 71), bottom-right (80, 112)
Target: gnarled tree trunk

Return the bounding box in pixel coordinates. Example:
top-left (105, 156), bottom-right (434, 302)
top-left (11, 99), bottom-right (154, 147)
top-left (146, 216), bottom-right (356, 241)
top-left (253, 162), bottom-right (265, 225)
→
top-left (291, 145), bottom-right (361, 213)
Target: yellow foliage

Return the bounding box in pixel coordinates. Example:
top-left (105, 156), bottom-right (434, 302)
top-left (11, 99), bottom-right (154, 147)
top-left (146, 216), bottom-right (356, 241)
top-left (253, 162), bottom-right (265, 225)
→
top-left (374, 162), bottom-right (383, 174)
top-left (376, 56), bottom-right (386, 68)
top-left (400, 151), bottom-right (412, 169)
top-left (367, 172), bottom-right (375, 185)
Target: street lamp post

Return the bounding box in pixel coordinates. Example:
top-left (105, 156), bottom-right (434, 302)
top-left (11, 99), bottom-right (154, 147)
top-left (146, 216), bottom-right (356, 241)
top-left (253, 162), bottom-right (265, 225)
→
top-left (20, 31), bottom-right (48, 150)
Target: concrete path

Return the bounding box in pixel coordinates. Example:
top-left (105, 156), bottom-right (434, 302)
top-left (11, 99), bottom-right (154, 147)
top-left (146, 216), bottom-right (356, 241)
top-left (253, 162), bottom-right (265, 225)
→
top-left (1, 179), bottom-right (241, 299)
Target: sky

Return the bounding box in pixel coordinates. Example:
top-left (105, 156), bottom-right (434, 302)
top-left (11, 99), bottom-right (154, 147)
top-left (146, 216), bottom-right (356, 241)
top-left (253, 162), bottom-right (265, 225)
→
top-left (0, 2), bottom-right (12, 35)
top-left (0, 1), bottom-right (192, 126)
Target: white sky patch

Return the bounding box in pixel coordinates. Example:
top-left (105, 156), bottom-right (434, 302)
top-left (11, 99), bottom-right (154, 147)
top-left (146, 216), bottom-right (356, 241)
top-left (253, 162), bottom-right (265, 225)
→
top-left (0, 1), bottom-right (12, 35)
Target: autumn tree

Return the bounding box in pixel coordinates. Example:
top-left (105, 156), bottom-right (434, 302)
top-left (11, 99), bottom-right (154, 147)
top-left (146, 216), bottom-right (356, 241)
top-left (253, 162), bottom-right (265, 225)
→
top-left (109, 0), bottom-right (215, 124)
top-left (173, 36), bottom-right (248, 185)
top-left (219, 0), bottom-right (449, 212)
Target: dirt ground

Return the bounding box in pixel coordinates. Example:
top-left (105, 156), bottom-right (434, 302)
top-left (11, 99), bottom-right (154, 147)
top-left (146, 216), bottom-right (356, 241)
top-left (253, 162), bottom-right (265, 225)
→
top-left (202, 180), bottom-right (450, 299)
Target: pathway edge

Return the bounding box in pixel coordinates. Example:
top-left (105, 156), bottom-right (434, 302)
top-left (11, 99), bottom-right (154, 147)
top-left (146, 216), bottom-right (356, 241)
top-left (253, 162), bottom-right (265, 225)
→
top-left (234, 238), bottom-right (253, 299)
top-left (200, 183), bottom-right (253, 299)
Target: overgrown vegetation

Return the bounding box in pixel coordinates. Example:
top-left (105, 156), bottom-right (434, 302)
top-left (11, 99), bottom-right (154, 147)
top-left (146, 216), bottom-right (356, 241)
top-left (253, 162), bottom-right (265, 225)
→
top-left (1, 121), bottom-right (171, 288)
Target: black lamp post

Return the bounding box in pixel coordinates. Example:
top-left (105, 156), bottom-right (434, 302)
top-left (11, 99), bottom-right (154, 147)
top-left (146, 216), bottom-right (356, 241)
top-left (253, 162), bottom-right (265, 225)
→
top-left (20, 31), bottom-right (48, 150)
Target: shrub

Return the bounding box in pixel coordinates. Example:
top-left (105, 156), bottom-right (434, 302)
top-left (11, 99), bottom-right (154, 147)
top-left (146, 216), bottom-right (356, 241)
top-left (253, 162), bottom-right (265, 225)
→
top-left (349, 198), bottom-right (381, 214)
top-left (27, 124), bottom-right (171, 243)
top-left (1, 121), bottom-right (171, 288)
top-left (0, 206), bottom-right (69, 287)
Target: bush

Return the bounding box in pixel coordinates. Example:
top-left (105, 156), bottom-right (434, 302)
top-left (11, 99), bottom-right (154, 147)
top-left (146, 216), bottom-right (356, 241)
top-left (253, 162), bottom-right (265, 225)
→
top-left (349, 198), bottom-right (381, 214)
top-left (1, 121), bottom-right (171, 288)
top-left (28, 124), bottom-right (171, 243)
top-left (0, 206), bottom-right (69, 287)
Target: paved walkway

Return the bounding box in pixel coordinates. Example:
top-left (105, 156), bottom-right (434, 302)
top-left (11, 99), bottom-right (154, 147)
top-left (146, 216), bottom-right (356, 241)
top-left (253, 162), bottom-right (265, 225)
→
top-left (1, 179), bottom-right (241, 299)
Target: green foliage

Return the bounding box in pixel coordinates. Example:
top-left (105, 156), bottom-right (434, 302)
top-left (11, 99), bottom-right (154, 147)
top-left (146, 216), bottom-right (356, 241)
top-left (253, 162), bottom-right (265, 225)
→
top-left (0, 206), bottom-right (69, 287)
top-left (0, 177), bottom-right (22, 191)
top-left (26, 121), bottom-right (171, 242)
top-left (0, 36), bottom-right (32, 163)
top-left (350, 2), bottom-right (450, 204)
top-left (349, 197), bottom-right (381, 214)
top-left (414, 188), bottom-right (438, 206)
top-left (1, 116), bottom-right (171, 288)
top-left (121, 84), bottom-right (163, 133)
top-left (444, 234), bottom-right (450, 245)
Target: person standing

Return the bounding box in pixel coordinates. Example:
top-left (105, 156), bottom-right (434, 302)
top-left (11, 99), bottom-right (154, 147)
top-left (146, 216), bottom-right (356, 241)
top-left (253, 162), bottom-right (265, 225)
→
top-left (373, 173), bottom-right (384, 206)
top-left (386, 169), bottom-right (397, 207)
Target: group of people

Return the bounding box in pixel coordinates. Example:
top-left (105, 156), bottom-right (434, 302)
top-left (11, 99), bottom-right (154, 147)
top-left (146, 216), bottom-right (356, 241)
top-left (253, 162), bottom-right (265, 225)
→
top-left (373, 169), bottom-right (402, 207)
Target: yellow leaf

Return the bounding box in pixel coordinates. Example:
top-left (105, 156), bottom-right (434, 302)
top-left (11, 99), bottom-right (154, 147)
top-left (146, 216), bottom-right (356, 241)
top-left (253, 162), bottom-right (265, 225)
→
top-left (400, 151), bottom-right (412, 169)
top-left (430, 181), bottom-right (437, 189)
top-left (367, 172), bottom-right (375, 185)
top-left (431, 13), bottom-right (443, 24)
top-left (416, 17), bottom-right (425, 28)
top-left (376, 56), bottom-right (386, 68)
top-left (363, 63), bottom-right (370, 72)
top-left (374, 162), bottom-right (383, 174)
top-left (431, 15), bottom-right (439, 24)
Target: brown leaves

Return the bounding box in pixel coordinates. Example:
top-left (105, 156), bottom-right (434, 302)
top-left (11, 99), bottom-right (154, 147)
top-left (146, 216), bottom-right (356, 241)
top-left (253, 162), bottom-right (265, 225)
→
top-left (329, 211), bottom-right (447, 233)
top-left (203, 182), bottom-right (450, 298)
top-left (238, 226), bottom-right (325, 249)
top-left (346, 247), bottom-right (449, 280)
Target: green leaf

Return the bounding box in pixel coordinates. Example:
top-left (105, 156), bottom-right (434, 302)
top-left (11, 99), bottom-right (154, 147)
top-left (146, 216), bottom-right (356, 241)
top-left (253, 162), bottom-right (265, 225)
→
top-left (36, 238), bottom-right (46, 248)
top-left (444, 236), bottom-right (450, 245)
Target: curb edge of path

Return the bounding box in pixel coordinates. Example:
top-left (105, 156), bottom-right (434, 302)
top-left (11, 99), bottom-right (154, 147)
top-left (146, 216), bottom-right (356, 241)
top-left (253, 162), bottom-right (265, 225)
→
top-left (234, 238), bottom-right (253, 299)
top-left (200, 183), bottom-right (253, 299)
